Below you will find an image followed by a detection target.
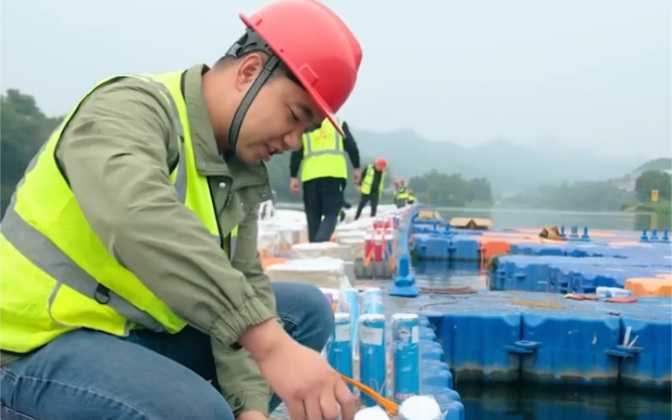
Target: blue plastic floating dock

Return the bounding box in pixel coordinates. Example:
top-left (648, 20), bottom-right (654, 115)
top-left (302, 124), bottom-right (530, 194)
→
top-left (384, 290), bottom-right (672, 391)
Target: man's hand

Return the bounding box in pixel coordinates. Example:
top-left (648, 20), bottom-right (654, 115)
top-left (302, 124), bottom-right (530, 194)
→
top-left (352, 168), bottom-right (361, 184)
top-left (289, 178), bottom-right (300, 194)
top-left (237, 411), bottom-right (267, 420)
top-left (240, 320), bottom-right (355, 420)
top-left (260, 341), bottom-right (354, 420)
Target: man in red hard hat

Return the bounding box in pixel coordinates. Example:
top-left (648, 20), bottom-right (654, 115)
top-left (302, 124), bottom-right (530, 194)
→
top-left (289, 116), bottom-right (361, 242)
top-left (354, 157), bottom-right (388, 220)
top-left (0, 1), bottom-right (362, 420)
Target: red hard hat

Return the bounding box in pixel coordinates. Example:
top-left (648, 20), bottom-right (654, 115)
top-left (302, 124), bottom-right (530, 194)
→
top-left (240, 0), bottom-right (362, 135)
top-left (375, 157), bottom-right (387, 169)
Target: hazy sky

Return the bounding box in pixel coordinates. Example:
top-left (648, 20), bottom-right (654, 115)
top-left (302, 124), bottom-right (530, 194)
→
top-left (2, 0), bottom-right (670, 157)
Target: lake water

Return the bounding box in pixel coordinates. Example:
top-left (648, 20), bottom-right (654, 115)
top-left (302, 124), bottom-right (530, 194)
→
top-left (438, 206), bottom-right (671, 231)
top-left (277, 202), bottom-right (672, 231)
top-left (272, 203), bottom-right (671, 419)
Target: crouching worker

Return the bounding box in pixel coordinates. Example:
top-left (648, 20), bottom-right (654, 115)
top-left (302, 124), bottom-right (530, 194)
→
top-left (407, 188), bottom-right (416, 204)
top-left (0, 2), bottom-right (363, 420)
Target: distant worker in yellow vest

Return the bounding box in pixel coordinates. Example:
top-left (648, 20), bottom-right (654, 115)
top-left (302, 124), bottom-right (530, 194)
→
top-left (0, 2), bottom-right (362, 420)
top-left (289, 117), bottom-right (361, 242)
top-left (407, 188), bottom-right (417, 204)
top-left (393, 179), bottom-right (410, 207)
top-left (354, 157), bottom-right (387, 220)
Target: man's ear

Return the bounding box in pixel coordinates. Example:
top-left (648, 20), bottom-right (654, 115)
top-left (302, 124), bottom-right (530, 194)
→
top-left (233, 53), bottom-right (265, 92)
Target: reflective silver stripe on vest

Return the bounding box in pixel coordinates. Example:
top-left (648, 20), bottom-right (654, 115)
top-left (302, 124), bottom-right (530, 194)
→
top-left (2, 206), bottom-right (166, 333)
top-left (229, 236), bottom-right (237, 260)
top-left (0, 76), bottom-right (222, 334)
top-left (302, 129), bottom-right (346, 159)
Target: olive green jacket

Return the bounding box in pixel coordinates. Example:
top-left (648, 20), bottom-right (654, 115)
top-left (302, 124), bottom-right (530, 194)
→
top-left (1, 65), bottom-right (276, 416)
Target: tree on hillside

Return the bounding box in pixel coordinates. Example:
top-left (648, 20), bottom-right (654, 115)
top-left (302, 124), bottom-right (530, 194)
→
top-left (499, 181), bottom-right (636, 212)
top-left (1, 89), bottom-right (63, 216)
top-left (635, 170), bottom-right (672, 203)
top-left (407, 169), bottom-right (493, 207)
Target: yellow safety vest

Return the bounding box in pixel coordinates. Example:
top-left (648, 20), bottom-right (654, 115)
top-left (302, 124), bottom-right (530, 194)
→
top-left (395, 186), bottom-right (409, 199)
top-left (299, 120), bottom-right (347, 182)
top-left (360, 163), bottom-right (386, 197)
top-left (408, 194), bottom-right (416, 203)
top-left (0, 71), bottom-right (237, 353)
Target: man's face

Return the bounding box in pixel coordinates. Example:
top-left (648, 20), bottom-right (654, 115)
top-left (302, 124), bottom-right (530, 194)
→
top-left (232, 54), bottom-right (323, 164)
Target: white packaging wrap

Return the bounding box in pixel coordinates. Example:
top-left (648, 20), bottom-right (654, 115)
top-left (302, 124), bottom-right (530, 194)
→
top-left (275, 222), bottom-right (306, 257)
top-left (290, 242), bottom-right (343, 259)
top-left (264, 257), bottom-right (353, 289)
top-left (398, 395), bottom-right (442, 420)
top-left (257, 222), bottom-right (280, 258)
top-left (353, 406), bottom-right (390, 420)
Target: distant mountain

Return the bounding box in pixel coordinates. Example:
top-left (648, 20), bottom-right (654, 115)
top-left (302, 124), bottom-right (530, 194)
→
top-left (635, 157), bottom-right (672, 172)
top-left (351, 127), bottom-right (650, 194)
top-left (613, 157), bottom-right (672, 191)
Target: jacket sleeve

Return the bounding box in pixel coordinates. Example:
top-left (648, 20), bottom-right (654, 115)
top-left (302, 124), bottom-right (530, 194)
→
top-left (289, 140), bottom-right (304, 178)
top-left (341, 121), bottom-right (361, 169)
top-left (214, 204), bottom-right (276, 416)
top-left (57, 79), bottom-right (274, 350)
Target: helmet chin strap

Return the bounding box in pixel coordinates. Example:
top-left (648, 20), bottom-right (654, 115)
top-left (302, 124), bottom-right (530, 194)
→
top-left (225, 30), bottom-right (280, 155)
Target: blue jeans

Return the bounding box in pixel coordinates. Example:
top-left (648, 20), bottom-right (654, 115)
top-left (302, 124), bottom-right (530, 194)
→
top-left (0, 282), bottom-right (333, 420)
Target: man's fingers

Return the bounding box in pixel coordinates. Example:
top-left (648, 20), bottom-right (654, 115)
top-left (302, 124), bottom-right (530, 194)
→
top-left (334, 380), bottom-right (356, 420)
top-left (304, 396), bottom-right (322, 420)
top-left (319, 389), bottom-right (340, 420)
top-left (286, 399), bottom-right (306, 420)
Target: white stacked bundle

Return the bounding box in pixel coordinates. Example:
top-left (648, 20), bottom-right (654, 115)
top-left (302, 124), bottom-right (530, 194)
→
top-left (257, 220), bottom-right (281, 258)
top-left (290, 242), bottom-right (344, 259)
top-left (264, 257), bottom-right (353, 289)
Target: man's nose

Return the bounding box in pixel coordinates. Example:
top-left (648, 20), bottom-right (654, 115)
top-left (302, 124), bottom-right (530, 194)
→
top-left (284, 131), bottom-right (302, 151)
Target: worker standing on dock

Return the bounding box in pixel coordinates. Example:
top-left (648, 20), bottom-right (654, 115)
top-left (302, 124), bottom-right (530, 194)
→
top-left (289, 117), bottom-right (362, 242)
top-left (0, 1), bottom-right (361, 420)
top-left (354, 157), bottom-right (387, 220)
top-left (393, 179), bottom-right (410, 208)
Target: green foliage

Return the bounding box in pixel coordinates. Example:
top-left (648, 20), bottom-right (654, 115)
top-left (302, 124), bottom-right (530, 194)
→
top-left (1, 90), bottom-right (63, 216)
top-left (500, 181), bottom-right (636, 212)
top-left (407, 169), bottom-right (493, 207)
top-left (634, 170), bottom-right (672, 203)
top-left (636, 200), bottom-right (672, 215)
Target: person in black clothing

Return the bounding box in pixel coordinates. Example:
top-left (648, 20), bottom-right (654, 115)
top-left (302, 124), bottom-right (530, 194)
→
top-left (289, 119), bottom-right (361, 242)
top-left (354, 157), bottom-right (387, 220)
top-left (339, 200), bottom-right (352, 223)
